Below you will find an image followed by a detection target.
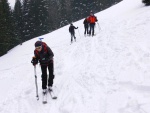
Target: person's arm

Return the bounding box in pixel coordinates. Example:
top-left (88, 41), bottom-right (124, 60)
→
top-left (69, 27), bottom-right (71, 33)
top-left (34, 50), bottom-right (40, 60)
top-left (47, 46), bottom-right (54, 60)
top-left (31, 50), bottom-right (39, 65)
top-left (95, 16), bottom-right (98, 22)
top-left (74, 26), bottom-right (78, 29)
top-left (83, 20), bottom-right (85, 24)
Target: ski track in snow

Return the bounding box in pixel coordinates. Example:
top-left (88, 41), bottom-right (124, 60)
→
top-left (1, 0), bottom-right (150, 113)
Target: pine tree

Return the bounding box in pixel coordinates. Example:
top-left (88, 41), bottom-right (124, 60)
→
top-left (48, 0), bottom-right (60, 30)
top-left (27, 0), bottom-right (37, 38)
top-left (13, 0), bottom-right (23, 44)
top-left (0, 0), bottom-right (18, 56)
top-left (22, 0), bottom-right (31, 41)
top-left (34, 0), bottom-right (50, 37)
top-left (22, 0), bottom-right (51, 40)
top-left (56, 0), bottom-right (72, 27)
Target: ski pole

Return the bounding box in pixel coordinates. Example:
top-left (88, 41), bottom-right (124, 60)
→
top-left (34, 66), bottom-right (39, 100)
top-left (97, 22), bottom-right (101, 31)
top-left (77, 28), bottom-right (81, 38)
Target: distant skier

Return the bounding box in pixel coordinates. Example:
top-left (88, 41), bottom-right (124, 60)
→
top-left (31, 41), bottom-right (54, 94)
top-left (83, 17), bottom-right (89, 35)
top-left (87, 11), bottom-right (98, 36)
top-left (69, 23), bottom-right (78, 43)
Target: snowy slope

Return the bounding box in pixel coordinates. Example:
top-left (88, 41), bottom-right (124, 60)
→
top-left (1, 0), bottom-right (150, 113)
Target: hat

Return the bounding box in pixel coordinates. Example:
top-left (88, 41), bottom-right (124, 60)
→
top-left (35, 41), bottom-right (42, 47)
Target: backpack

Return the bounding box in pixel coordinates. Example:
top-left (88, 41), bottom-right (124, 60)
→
top-left (69, 26), bottom-right (75, 33)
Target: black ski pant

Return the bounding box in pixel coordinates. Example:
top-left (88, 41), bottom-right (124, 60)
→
top-left (70, 32), bottom-right (76, 42)
top-left (84, 25), bottom-right (89, 35)
top-left (41, 62), bottom-right (54, 89)
top-left (89, 23), bottom-right (95, 36)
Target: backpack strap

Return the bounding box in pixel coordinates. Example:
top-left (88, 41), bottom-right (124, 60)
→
top-left (35, 49), bottom-right (40, 58)
top-left (42, 42), bottom-right (48, 53)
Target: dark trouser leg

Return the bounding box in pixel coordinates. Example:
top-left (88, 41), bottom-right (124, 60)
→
top-left (73, 33), bottom-right (76, 41)
top-left (91, 24), bottom-right (95, 36)
top-left (87, 27), bottom-right (89, 34)
top-left (89, 25), bottom-right (92, 35)
top-left (84, 26), bottom-right (88, 34)
top-left (41, 65), bottom-right (48, 89)
top-left (85, 27), bottom-right (88, 34)
top-left (84, 27), bottom-right (86, 34)
top-left (71, 34), bottom-right (73, 43)
top-left (71, 32), bottom-right (76, 42)
top-left (48, 62), bottom-right (54, 87)
top-left (92, 26), bottom-right (94, 36)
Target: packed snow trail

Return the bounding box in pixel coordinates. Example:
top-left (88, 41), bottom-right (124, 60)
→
top-left (1, 0), bottom-right (150, 113)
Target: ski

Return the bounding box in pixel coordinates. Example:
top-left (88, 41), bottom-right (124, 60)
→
top-left (42, 92), bottom-right (47, 104)
top-left (48, 89), bottom-right (57, 99)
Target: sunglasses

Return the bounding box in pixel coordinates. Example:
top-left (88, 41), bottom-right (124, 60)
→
top-left (35, 46), bottom-right (42, 50)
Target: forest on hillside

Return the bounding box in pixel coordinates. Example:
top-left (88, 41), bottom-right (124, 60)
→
top-left (0, 0), bottom-right (122, 56)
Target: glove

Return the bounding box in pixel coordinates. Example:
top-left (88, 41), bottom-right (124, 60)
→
top-left (77, 27), bottom-right (78, 29)
top-left (31, 57), bottom-right (38, 66)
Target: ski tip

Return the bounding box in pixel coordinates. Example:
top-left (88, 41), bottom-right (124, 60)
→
top-left (52, 96), bottom-right (57, 99)
top-left (43, 101), bottom-right (47, 104)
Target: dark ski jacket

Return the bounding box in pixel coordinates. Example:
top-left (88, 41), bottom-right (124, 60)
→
top-left (34, 42), bottom-right (54, 65)
top-left (69, 25), bottom-right (78, 34)
top-left (83, 18), bottom-right (89, 28)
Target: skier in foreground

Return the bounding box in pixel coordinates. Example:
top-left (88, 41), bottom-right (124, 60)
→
top-left (31, 41), bottom-right (54, 99)
top-left (69, 23), bottom-right (78, 43)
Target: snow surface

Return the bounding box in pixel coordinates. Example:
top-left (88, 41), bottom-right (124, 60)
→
top-left (1, 0), bottom-right (150, 113)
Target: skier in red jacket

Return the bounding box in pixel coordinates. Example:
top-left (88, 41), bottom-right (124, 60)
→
top-left (87, 11), bottom-right (98, 36)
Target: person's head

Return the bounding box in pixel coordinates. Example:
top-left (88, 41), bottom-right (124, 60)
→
top-left (90, 11), bottom-right (94, 16)
top-left (70, 23), bottom-right (73, 26)
top-left (35, 41), bottom-right (42, 52)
